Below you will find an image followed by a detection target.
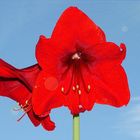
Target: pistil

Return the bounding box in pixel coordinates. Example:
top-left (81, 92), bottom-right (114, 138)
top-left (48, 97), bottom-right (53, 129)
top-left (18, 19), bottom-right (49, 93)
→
top-left (72, 52), bottom-right (81, 60)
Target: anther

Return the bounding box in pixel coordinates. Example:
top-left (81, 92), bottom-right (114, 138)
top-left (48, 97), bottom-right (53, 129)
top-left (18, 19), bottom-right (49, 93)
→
top-left (25, 100), bottom-right (28, 105)
top-left (72, 86), bottom-right (76, 91)
top-left (76, 84), bottom-right (79, 89)
top-left (79, 104), bottom-right (83, 109)
top-left (61, 87), bottom-right (65, 93)
top-left (87, 85), bottom-right (91, 92)
top-left (34, 85), bottom-right (37, 88)
top-left (78, 90), bottom-right (81, 95)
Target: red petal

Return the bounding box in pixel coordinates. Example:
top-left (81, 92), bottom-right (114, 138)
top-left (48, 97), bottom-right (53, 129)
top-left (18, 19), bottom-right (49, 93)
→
top-left (41, 115), bottom-right (55, 131)
top-left (77, 66), bottom-right (95, 111)
top-left (32, 71), bottom-right (64, 115)
top-left (35, 36), bottom-right (63, 70)
top-left (0, 59), bottom-right (19, 78)
top-left (35, 36), bottom-right (51, 69)
top-left (32, 66), bottom-right (81, 115)
top-left (91, 62), bottom-right (130, 107)
top-left (0, 59), bottom-right (41, 126)
top-left (36, 7), bottom-right (106, 69)
top-left (19, 64), bottom-right (41, 90)
top-left (61, 68), bottom-right (80, 115)
top-left (64, 43), bottom-right (127, 112)
top-left (0, 79), bottom-right (41, 126)
top-left (27, 110), bottom-right (40, 127)
top-left (0, 59), bottom-right (40, 102)
top-left (51, 7), bottom-right (106, 49)
top-left (0, 59), bottom-right (40, 92)
top-left (85, 42), bottom-right (126, 64)
top-left (36, 35), bottom-right (76, 70)
top-left (78, 55), bottom-right (130, 110)
top-left (0, 59), bottom-right (30, 103)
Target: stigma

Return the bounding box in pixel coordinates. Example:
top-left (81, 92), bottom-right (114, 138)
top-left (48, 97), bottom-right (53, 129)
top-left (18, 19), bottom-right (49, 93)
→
top-left (72, 52), bottom-right (81, 60)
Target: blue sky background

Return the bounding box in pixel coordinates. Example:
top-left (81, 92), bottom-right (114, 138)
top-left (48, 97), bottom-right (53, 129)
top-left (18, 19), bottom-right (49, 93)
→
top-left (0, 1), bottom-right (140, 140)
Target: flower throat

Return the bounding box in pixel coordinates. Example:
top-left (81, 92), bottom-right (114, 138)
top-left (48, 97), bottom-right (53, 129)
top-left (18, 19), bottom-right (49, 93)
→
top-left (61, 51), bottom-right (91, 95)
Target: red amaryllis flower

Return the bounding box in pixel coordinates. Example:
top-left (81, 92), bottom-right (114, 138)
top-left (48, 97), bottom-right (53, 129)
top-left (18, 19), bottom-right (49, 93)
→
top-left (0, 59), bottom-right (55, 131)
top-left (32, 7), bottom-right (130, 116)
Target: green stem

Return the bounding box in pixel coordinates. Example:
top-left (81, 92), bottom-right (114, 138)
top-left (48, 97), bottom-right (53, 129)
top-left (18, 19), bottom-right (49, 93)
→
top-left (73, 114), bottom-right (80, 140)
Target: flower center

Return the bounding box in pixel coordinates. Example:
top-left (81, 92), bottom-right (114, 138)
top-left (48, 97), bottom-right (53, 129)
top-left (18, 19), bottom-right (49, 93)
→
top-left (72, 52), bottom-right (81, 60)
top-left (60, 50), bottom-right (92, 96)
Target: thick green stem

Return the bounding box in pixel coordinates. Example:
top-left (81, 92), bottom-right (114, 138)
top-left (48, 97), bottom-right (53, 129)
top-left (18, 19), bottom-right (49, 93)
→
top-left (73, 115), bottom-right (80, 140)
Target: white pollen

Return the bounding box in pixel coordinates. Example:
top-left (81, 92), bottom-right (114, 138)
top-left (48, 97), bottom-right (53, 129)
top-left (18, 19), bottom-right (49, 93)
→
top-left (78, 90), bottom-right (81, 95)
top-left (61, 87), bottom-right (65, 93)
top-left (88, 85), bottom-right (91, 92)
top-left (72, 86), bottom-right (76, 91)
top-left (25, 100), bottom-right (28, 105)
top-left (76, 85), bottom-right (79, 89)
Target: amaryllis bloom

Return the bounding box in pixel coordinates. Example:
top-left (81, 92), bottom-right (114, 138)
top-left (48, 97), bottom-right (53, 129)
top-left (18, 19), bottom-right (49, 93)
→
top-left (32, 7), bottom-right (130, 115)
top-left (0, 59), bottom-right (55, 131)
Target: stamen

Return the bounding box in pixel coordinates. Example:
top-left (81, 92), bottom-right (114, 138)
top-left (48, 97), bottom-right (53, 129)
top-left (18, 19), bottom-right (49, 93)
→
top-left (79, 66), bottom-right (91, 94)
top-left (61, 87), bottom-right (65, 93)
top-left (76, 84), bottom-right (79, 89)
top-left (25, 100), bottom-right (29, 105)
top-left (72, 86), bottom-right (76, 91)
top-left (17, 112), bottom-right (27, 122)
top-left (13, 104), bottom-right (22, 111)
top-left (87, 85), bottom-right (91, 92)
top-left (13, 97), bottom-right (32, 122)
top-left (60, 65), bottom-right (75, 95)
top-left (78, 90), bottom-right (81, 95)
top-left (17, 106), bottom-right (32, 122)
top-left (79, 104), bottom-right (83, 109)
